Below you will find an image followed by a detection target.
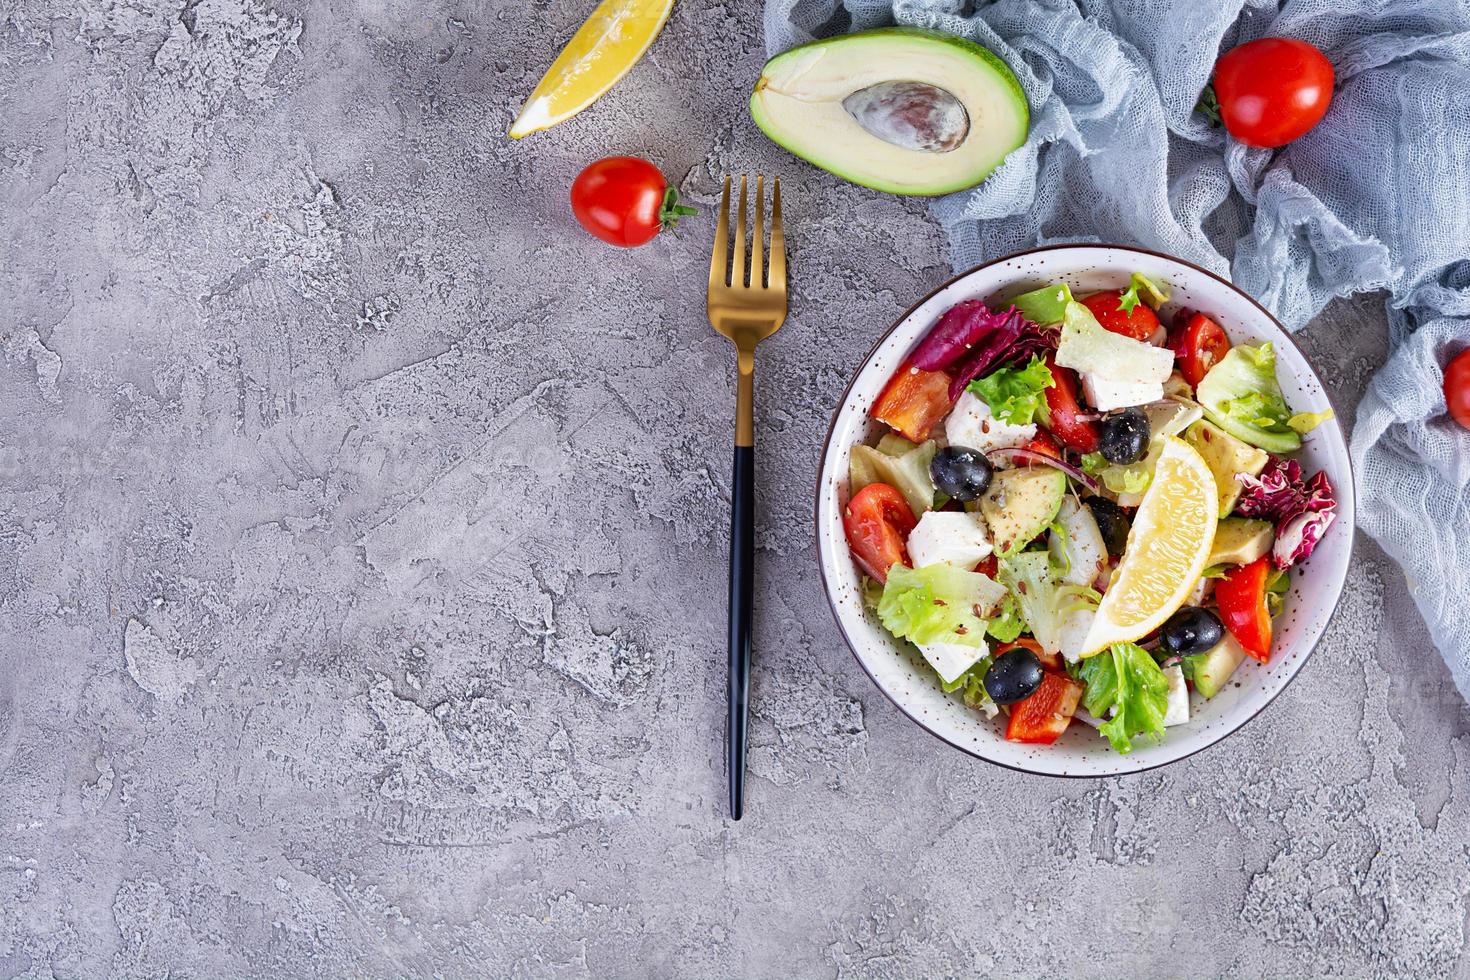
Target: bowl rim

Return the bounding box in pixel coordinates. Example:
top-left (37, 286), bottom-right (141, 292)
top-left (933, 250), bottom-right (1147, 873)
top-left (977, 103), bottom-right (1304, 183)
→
top-left (812, 242), bottom-right (1356, 778)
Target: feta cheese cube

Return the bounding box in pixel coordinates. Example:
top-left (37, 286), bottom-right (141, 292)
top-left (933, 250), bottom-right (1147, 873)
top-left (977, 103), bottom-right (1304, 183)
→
top-left (1081, 373), bottom-right (1165, 412)
top-left (1162, 664), bottom-right (1190, 726)
top-left (1058, 606), bottom-right (1096, 664)
top-left (906, 511), bottom-right (992, 570)
top-left (944, 390), bottom-right (1036, 456)
top-left (918, 639), bottom-right (989, 685)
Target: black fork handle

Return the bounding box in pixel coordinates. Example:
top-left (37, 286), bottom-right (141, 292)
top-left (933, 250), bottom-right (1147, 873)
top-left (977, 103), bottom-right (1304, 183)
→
top-left (727, 350), bottom-right (755, 821)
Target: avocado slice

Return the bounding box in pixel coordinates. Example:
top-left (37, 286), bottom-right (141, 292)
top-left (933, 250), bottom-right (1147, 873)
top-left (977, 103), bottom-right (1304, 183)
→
top-left (1189, 634), bottom-right (1249, 699)
top-left (978, 466), bottom-right (1066, 557)
top-left (749, 28), bottom-right (1029, 197)
top-left (1183, 419), bottom-right (1269, 516)
top-left (1207, 517), bottom-right (1274, 567)
top-left (849, 442), bottom-right (938, 518)
top-left (1009, 282), bottom-right (1074, 326)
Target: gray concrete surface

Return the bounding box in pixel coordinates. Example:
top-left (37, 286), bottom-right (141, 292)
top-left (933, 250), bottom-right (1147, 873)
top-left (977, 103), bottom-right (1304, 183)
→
top-left (2, 1), bottom-right (1467, 977)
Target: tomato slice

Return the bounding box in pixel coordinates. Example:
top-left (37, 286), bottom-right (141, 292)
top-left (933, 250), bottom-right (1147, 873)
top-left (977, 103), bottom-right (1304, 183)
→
top-left (1019, 429), bottom-right (1063, 463)
top-left (1169, 311), bottom-right (1232, 388)
top-left (843, 483), bottom-right (917, 584)
top-left (1005, 672), bottom-right (1083, 744)
top-left (1041, 356), bottom-right (1100, 453)
top-left (1081, 290), bottom-right (1161, 341)
top-left (872, 364), bottom-right (953, 443)
top-left (974, 555), bottom-right (999, 578)
top-left (1216, 557), bottom-right (1272, 662)
top-left (994, 636), bottom-right (1061, 673)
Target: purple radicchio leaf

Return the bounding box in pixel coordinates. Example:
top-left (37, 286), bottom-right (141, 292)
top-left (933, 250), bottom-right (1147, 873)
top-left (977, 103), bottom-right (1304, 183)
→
top-left (1272, 507), bottom-right (1337, 569)
top-left (941, 306), bottom-right (1056, 403)
top-left (1234, 458), bottom-right (1308, 521)
top-left (1236, 458), bottom-right (1338, 568)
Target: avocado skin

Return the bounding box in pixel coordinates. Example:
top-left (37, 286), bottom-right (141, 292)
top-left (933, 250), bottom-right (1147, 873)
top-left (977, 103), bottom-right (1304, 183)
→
top-left (749, 27), bottom-right (1030, 197)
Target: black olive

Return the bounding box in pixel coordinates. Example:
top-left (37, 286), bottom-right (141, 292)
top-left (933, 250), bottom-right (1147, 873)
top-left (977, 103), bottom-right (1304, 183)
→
top-left (1160, 607), bottom-right (1225, 658)
top-left (1086, 497), bottom-right (1131, 556)
top-left (929, 446), bottom-right (993, 501)
top-left (983, 647), bottom-right (1044, 705)
top-left (1098, 408), bottom-right (1151, 465)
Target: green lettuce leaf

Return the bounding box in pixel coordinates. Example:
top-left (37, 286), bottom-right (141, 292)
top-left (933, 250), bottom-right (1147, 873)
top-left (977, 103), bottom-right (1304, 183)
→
top-left (1195, 343), bottom-right (1303, 454)
top-left (1080, 452), bottom-right (1110, 474)
top-left (877, 564), bottom-right (998, 648)
top-left (985, 593), bottom-right (1026, 643)
top-left (997, 551), bottom-right (1066, 657)
top-left (1078, 642), bottom-right (1171, 754)
top-left (967, 355), bottom-right (1054, 426)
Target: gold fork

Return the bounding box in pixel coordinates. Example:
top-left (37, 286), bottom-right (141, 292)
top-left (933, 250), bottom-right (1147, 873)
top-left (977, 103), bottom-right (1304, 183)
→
top-left (708, 174), bottom-right (787, 821)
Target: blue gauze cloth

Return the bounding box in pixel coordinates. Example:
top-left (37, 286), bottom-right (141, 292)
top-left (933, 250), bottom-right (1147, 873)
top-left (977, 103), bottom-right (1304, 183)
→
top-left (764, 0), bottom-right (1470, 696)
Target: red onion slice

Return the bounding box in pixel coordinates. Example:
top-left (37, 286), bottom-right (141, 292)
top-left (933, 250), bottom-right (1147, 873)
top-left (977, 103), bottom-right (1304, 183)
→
top-left (984, 447), bottom-right (1101, 494)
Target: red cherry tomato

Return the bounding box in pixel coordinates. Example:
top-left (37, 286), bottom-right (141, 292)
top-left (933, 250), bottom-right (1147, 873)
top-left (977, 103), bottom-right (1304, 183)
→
top-left (1041, 355), bottom-right (1100, 453)
top-left (1169, 311), bottom-right (1233, 387)
top-left (871, 364), bottom-right (954, 443)
top-left (1082, 290), bottom-right (1161, 342)
top-left (1212, 38), bottom-right (1335, 149)
top-left (843, 483), bottom-right (917, 584)
top-left (1216, 558), bottom-right (1273, 662)
top-left (569, 156), bottom-right (694, 248)
top-left (1445, 349), bottom-right (1470, 431)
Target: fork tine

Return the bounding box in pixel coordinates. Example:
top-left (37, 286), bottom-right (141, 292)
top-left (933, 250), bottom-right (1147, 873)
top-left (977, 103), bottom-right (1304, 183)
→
top-left (709, 175), bottom-right (731, 290)
top-left (751, 174), bottom-right (765, 290)
top-left (732, 175), bottom-right (748, 288)
top-left (768, 176), bottom-right (786, 293)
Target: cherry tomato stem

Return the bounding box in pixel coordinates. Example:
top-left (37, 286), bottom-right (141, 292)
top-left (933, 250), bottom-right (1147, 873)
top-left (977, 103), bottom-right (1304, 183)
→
top-left (571, 156), bottom-right (692, 248)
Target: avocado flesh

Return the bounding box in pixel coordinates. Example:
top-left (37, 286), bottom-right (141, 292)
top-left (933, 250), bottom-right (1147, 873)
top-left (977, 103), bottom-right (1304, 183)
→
top-left (1207, 517), bottom-right (1274, 567)
top-left (750, 28), bottom-right (1029, 196)
top-left (1190, 634), bottom-right (1249, 699)
top-left (1184, 419), bottom-right (1269, 517)
top-left (979, 467), bottom-right (1066, 557)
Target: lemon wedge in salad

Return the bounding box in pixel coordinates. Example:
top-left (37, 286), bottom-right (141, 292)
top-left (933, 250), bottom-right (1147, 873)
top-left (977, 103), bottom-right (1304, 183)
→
top-left (509, 0), bottom-right (675, 139)
top-left (1080, 437), bottom-right (1218, 657)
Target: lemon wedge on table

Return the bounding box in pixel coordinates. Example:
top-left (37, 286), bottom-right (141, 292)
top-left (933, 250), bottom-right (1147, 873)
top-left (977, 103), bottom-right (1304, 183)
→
top-left (509, 0), bottom-right (675, 139)
top-left (1080, 437), bottom-right (1218, 657)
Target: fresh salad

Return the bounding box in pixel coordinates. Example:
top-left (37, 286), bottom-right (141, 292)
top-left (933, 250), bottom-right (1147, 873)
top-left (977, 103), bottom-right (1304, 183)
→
top-left (844, 274), bottom-right (1338, 754)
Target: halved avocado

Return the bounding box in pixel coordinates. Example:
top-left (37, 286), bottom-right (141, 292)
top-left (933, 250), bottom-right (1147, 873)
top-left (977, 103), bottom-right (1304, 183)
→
top-left (749, 28), bottom-right (1029, 196)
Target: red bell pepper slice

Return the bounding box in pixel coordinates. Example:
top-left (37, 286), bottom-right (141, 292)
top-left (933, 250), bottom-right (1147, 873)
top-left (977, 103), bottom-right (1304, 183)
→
top-left (1216, 557), bottom-right (1272, 662)
top-left (994, 636), bottom-right (1062, 673)
top-left (872, 364), bottom-right (953, 443)
top-left (1005, 672), bottom-right (1083, 744)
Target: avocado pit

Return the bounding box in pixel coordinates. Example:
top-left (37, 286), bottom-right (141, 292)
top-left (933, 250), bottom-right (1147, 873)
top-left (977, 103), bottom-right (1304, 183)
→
top-left (842, 80), bottom-right (970, 153)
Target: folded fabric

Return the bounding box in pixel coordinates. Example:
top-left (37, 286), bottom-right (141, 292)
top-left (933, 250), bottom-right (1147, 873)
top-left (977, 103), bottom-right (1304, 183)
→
top-left (764, 0), bottom-right (1470, 696)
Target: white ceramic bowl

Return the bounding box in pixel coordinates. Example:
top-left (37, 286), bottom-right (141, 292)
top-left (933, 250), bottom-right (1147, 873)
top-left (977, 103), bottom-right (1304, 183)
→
top-left (815, 244), bottom-right (1355, 776)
